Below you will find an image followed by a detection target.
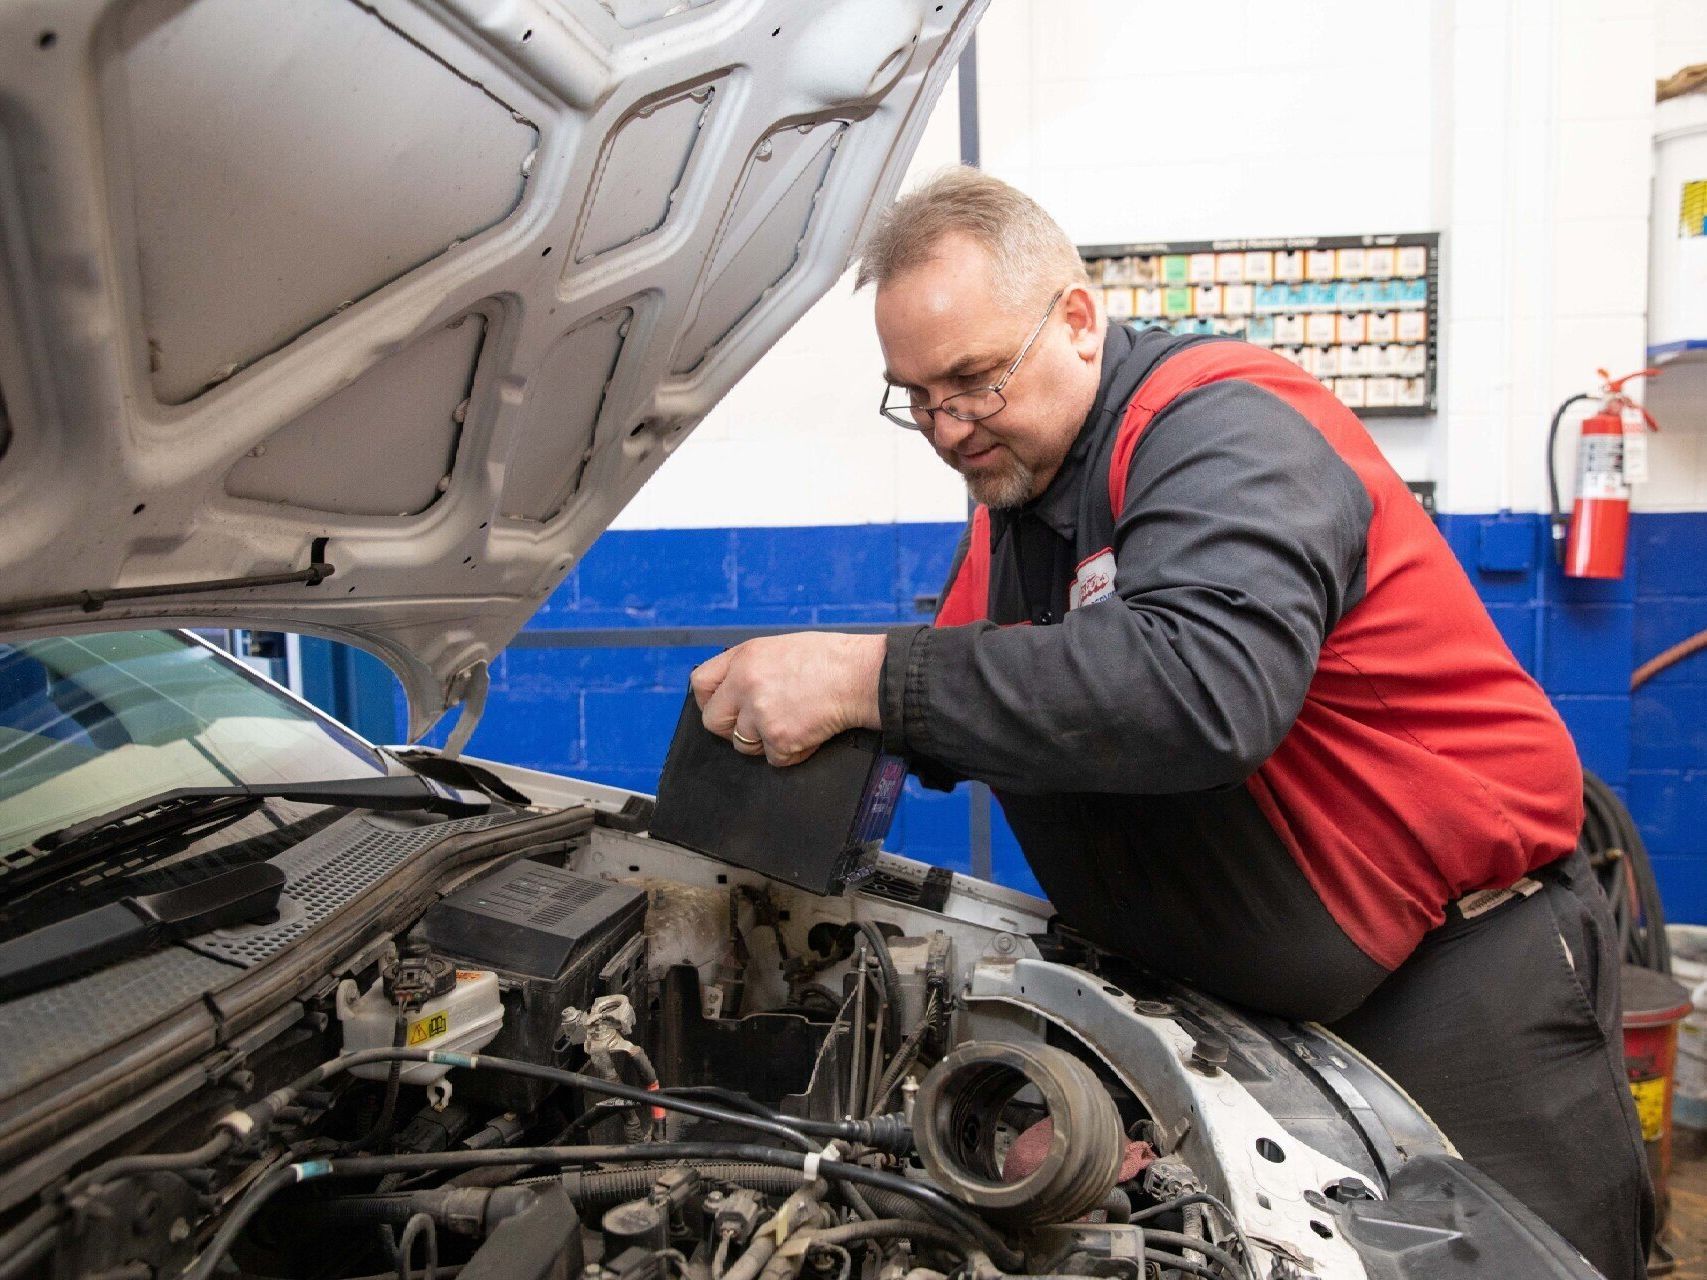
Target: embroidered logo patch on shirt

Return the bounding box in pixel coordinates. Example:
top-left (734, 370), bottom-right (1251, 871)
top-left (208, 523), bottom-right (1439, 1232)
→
top-left (1069, 548), bottom-right (1118, 610)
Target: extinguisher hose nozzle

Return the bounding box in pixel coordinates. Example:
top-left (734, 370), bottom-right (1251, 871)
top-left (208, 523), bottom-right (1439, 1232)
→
top-left (1546, 391), bottom-right (1594, 564)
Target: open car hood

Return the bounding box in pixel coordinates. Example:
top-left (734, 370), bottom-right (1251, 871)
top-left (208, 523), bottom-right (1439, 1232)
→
top-left (0, 0), bottom-right (981, 737)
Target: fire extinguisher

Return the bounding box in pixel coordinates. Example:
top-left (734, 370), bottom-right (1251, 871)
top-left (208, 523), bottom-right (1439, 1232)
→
top-left (1547, 367), bottom-right (1659, 579)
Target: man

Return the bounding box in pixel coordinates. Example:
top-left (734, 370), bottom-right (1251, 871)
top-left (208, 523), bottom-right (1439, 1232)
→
top-left (689, 168), bottom-right (1649, 1278)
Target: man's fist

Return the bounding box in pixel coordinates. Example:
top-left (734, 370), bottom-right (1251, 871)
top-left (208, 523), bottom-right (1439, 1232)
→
top-left (690, 632), bottom-right (886, 767)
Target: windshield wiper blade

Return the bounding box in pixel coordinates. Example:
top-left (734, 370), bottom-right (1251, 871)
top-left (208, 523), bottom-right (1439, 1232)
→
top-left (0, 861), bottom-right (286, 1001)
top-left (27, 775), bottom-right (492, 858)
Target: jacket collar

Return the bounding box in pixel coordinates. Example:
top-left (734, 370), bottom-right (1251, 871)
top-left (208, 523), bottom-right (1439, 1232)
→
top-left (1011, 322), bottom-right (1172, 539)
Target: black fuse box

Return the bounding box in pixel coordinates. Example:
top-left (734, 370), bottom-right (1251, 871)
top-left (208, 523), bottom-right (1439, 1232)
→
top-left (413, 861), bottom-right (647, 1110)
top-left (648, 692), bottom-right (908, 896)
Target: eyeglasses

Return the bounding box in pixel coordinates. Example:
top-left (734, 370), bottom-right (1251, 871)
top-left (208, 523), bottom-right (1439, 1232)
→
top-left (879, 288), bottom-right (1065, 431)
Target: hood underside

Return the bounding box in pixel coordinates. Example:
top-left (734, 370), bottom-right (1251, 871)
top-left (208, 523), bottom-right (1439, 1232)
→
top-left (0, 0), bottom-right (982, 736)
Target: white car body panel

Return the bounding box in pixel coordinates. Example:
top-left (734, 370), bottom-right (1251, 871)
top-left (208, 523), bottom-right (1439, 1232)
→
top-left (0, 0), bottom-right (982, 734)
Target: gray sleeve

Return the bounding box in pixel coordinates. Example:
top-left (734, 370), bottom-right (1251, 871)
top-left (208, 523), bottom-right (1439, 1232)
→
top-left (879, 380), bottom-right (1372, 795)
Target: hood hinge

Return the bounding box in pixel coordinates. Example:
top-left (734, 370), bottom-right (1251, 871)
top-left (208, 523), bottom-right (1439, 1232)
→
top-left (441, 660), bottom-right (490, 760)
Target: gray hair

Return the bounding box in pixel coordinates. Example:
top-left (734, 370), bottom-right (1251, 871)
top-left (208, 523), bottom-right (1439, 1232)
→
top-left (854, 166), bottom-right (1088, 313)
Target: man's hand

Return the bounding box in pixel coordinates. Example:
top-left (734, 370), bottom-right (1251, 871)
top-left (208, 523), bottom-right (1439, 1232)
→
top-left (690, 632), bottom-right (886, 767)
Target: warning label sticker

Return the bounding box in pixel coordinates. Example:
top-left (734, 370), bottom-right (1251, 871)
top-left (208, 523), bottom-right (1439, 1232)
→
top-left (1630, 1075), bottom-right (1666, 1143)
top-left (407, 1011), bottom-right (449, 1046)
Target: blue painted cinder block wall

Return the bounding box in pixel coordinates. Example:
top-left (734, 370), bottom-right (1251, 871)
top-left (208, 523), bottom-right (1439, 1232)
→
top-left (1631, 514), bottom-right (1707, 916)
top-left (326, 512), bottom-right (1707, 918)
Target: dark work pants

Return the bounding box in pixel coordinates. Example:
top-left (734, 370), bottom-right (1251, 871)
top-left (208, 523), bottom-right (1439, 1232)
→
top-left (1328, 851), bottom-right (1653, 1280)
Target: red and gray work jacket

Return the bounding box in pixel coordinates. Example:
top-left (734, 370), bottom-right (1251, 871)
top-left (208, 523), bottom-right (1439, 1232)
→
top-left (877, 324), bottom-right (1582, 1022)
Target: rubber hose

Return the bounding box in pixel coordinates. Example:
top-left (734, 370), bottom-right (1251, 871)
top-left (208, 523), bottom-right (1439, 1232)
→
top-left (1582, 769), bottom-right (1670, 972)
top-left (511, 1162), bottom-right (917, 1226)
top-left (1136, 1228), bottom-right (1246, 1279)
top-left (1134, 1254), bottom-right (1220, 1280)
top-left (1100, 1186), bottom-right (1131, 1225)
top-left (339, 1012), bottom-right (409, 1155)
top-left (0, 1229), bottom-right (53, 1280)
top-left (1546, 391), bottom-right (1593, 562)
top-left (721, 1234), bottom-right (777, 1280)
top-left (307, 1141), bottom-right (1023, 1270)
top-left (182, 1164), bottom-right (302, 1280)
top-left (558, 1163), bottom-right (812, 1209)
top-left (283, 1185), bottom-right (538, 1235)
top-left (1181, 1203), bottom-right (1209, 1271)
top-left (854, 921), bottom-right (905, 1051)
top-left (842, 1186), bottom-right (932, 1223)
top-left (1633, 628), bottom-right (1707, 691)
top-left (810, 1219), bottom-right (974, 1254)
top-left (0, 1130), bottom-right (241, 1271)
top-left (725, 1183), bottom-right (825, 1280)
top-left (868, 1020), bottom-right (930, 1117)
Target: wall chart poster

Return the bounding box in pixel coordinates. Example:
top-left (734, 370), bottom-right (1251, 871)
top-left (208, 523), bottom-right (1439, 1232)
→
top-left (1080, 232), bottom-right (1441, 418)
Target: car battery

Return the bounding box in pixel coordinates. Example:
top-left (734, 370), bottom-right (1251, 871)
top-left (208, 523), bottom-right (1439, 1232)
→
top-left (412, 860), bottom-right (647, 1111)
top-left (649, 692), bottom-right (907, 895)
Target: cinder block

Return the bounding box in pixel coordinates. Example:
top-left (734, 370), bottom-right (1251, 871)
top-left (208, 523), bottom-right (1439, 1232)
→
top-left (1651, 855), bottom-right (1707, 926)
top-left (1542, 552), bottom-right (1638, 605)
top-left (1479, 517), bottom-right (1540, 574)
top-left (1484, 605), bottom-right (1540, 673)
top-left (1554, 119), bottom-right (1657, 222)
top-left (1541, 605), bottom-right (1635, 693)
top-left (814, 604), bottom-right (913, 625)
top-left (529, 576), bottom-right (578, 622)
top-left (1553, 694), bottom-right (1632, 785)
top-left (1549, 217), bottom-right (1653, 316)
top-left (575, 528), bottom-right (736, 618)
top-left (505, 644), bottom-right (717, 696)
top-left (1556, 17), bottom-right (1660, 121)
top-left (1635, 600), bottom-right (1707, 685)
top-left (1632, 685), bottom-right (1707, 772)
top-left (1634, 513), bottom-right (1707, 598)
top-left (457, 695), bottom-right (584, 774)
top-left (735, 525), bottom-right (896, 611)
top-left (1629, 770), bottom-right (1707, 859)
top-left (583, 689), bottom-right (692, 770)
top-left (897, 522), bottom-right (966, 608)
top-left (1632, 433), bottom-right (1707, 513)
top-left (1437, 514), bottom-right (1538, 603)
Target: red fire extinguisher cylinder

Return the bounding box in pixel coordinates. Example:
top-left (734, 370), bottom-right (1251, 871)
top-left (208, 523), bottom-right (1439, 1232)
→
top-left (1564, 407), bottom-right (1631, 580)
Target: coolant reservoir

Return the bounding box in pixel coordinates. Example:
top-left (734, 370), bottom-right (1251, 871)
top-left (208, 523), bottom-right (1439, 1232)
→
top-left (336, 964), bottom-right (503, 1084)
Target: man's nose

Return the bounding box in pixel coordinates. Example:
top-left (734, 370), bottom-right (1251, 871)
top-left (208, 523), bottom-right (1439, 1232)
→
top-left (928, 409), bottom-right (976, 449)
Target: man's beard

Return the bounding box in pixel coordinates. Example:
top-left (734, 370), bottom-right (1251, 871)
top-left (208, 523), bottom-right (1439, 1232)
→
top-left (963, 453), bottom-right (1036, 509)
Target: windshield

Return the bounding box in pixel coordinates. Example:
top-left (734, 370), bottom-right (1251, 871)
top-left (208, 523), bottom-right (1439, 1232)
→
top-left (0, 631), bottom-right (385, 856)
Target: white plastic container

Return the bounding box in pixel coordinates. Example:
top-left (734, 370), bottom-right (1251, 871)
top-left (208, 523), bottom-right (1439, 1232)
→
top-left (1665, 925), bottom-right (1707, 1131)
top-left (1649, 95), bottom-right (1707, 356)
top-left (336, 967), bottom-right (504, 1084)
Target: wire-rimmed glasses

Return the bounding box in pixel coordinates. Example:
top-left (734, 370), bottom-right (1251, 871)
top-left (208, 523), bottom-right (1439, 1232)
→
top-left (879, 288), bottom-right (1065, 430)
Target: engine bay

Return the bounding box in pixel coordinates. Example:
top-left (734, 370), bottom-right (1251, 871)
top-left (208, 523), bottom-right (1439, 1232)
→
top-left (0, 798), bottom-right (1574, 1280)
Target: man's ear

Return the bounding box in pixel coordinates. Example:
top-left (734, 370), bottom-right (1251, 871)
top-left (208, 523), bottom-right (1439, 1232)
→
top-left (1062, 283), bottom-right (1103, 359)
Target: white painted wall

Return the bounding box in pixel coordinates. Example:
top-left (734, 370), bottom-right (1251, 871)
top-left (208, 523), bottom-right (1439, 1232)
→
top-left (620, 0), bottom-right (1691, 528)
top-left (1641, 0), bottom-right (1707, 512)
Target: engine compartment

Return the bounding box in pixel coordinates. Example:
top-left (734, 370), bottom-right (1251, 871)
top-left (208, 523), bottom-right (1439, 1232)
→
top-left (0, 805), bottom-right (1590, 1280)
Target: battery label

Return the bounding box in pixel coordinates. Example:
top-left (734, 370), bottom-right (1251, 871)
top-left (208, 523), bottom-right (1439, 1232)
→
top-left (407, 1011), bottom-right (449, 1046)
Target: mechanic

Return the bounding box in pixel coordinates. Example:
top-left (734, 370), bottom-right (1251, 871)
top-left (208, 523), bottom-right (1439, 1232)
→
top-left (689, 167), bottom-right (1650, 1280)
